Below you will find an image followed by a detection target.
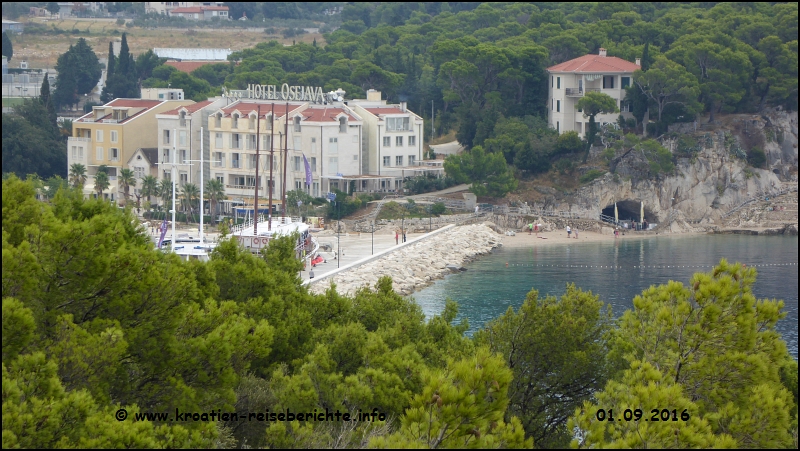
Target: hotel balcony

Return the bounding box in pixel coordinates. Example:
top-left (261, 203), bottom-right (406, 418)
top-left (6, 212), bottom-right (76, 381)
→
top-left (565, 87), bottom-right (600, 97)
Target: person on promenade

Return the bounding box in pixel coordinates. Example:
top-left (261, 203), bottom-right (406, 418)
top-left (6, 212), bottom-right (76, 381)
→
top-left (395, 230), bottom-right (399, 245)
top-left (528, 223), bottom-right (533, 235)
top-left (614, 228), bottom-right (619, 238)
top-left (309, 269), bottom-right (314, 279)
top-left (566, 225), bottom-right (572, 238)
top-left (536, 223), bottom-right (541, 236)
top-left (574, 228), bottom-right (579, 239)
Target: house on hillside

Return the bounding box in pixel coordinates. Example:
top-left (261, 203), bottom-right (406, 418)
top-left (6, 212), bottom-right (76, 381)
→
top-left (547, 48), bottom-right (640, 137)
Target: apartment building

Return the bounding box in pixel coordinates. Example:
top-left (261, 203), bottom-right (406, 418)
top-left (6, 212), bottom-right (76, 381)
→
top-left (169, 5), bottom-right (229, 20)
top-left (547, 48), bottom-right (639, 137)
top-left (144, 2), bottom-right (225, 15)
top-left (154, 97), bottom-right (227, 194)
top-left (68, 98), bottom-right (193, 199)
top-left (205, 99), bottom-right (362, 212)
top-left (349, 89), bottom-right (426, 191)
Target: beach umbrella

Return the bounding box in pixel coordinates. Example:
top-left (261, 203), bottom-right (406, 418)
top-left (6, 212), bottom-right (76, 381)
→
top-left (641, 201), bottom-right (644, 224)
top-left (614, 202), bottom-right (618, 224)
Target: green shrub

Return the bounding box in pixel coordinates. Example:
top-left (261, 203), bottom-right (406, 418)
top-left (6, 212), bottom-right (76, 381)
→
top-left (579, 169), bottom-right (606, 184)
top-left (554, 158), bottom-right (574, 175)
top-left (431, 202), bottom-right (447, 215)
top-left (116, 18), bottom-right (126, 26)
top-left (747, 147), bottom-right (767, 169)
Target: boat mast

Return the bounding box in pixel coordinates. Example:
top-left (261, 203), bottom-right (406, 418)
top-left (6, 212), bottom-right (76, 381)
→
top-left (254, 105), bottom-right (261, 236)
top-left (199, 126), bottom-right (204, 246)
top-left (268, 103), bottom-right (275, 231)
top-left (282, 101), bottom-right (289, 218)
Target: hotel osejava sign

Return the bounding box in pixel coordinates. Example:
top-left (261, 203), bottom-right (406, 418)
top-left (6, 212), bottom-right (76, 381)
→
top-left (222, 84), bottom-right (325, 103)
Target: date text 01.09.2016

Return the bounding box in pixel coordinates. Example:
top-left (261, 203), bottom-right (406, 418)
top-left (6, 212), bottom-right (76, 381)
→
top-left (595, 408), bottom-right (691, 422)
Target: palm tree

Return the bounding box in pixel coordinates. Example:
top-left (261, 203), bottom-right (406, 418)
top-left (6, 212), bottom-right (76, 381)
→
top-left (159, 179), bottom-right (173, 218)
top-left (141, 175), bottom-right (159, 213)
top-left (94, 171), bottom-right (110, 199)
top-left (69, 163), bottom-right (87, 189)
top-left (181, 183), bottom-right (199, 224)
top-left (205, 179), bottom-right (226, 226)
top-left (119, 168), bottom-right (136, 207)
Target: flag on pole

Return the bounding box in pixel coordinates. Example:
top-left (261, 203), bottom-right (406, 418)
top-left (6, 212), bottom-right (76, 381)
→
top-left (157, 219), bottom-right (168, 249)
top-left (303, 153), bottom-right (312, 186)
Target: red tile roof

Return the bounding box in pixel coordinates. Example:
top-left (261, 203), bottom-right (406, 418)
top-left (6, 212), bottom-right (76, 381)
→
top-left (548, 54), bottom-right (640, 73)
top-left (165, 61), bottom-right (221, 73)
top-left (302, 107), bottom-right (357, 123)
top-left (219, 101), bottom-right (303, 118)
top-left (160, 100), bottom-right (214, 116)
top-left (364, 107), bottom-right (405, 116)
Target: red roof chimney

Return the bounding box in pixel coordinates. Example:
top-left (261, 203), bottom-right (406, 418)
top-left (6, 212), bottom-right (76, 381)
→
top-left (599, 48), bottom-right (607, 57)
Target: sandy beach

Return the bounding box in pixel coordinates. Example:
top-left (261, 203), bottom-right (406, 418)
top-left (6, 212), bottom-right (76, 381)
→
top-left (499, 229), bottom-right (701, 248)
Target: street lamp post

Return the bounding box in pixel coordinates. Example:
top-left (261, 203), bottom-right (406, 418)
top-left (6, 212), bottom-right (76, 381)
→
top-left (371, 221), bottom-right (374, 255)
top-left (336, 199), bottom-right (341, 268)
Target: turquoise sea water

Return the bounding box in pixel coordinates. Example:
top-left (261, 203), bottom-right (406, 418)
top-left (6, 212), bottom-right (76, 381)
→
top-left (411, 235), bottom-right (799, 358)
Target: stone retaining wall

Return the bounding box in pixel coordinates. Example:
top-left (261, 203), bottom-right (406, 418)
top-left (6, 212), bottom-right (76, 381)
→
top-left (307, 224), bottom-right (502, 296)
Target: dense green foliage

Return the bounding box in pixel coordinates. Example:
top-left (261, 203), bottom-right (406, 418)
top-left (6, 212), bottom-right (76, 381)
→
top-left (2, 177), bottom-right (796, 448)
top-left (570, 259), bottom-right (798, 447)
top-left (2, 99), bottom-right (67, 179)
top-left (444, 146), bottom-right (517, 198)
top-left (53, 38), bottom-right (101, 110)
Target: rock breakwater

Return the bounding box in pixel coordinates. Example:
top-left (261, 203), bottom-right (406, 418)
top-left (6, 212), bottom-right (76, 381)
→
top-left (308, 224), bottom-right (502, 296)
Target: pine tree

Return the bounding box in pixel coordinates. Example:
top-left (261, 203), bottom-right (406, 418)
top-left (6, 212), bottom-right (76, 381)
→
top-left (2, 30), bottom-right (12, 61)
top-left (39, 73), bottom-right (57, 133)
top-left (101, 41), bottom-right (115, 103)
top-left (110, 33), bottom-right (138, 98)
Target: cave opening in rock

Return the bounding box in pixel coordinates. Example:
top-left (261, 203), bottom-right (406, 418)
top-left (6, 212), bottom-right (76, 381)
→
top-left (601, 200), bottom-right (658, 224)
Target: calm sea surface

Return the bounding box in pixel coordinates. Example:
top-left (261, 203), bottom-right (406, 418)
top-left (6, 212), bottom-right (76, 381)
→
top-left (411, 235), bottom-right (798, 358)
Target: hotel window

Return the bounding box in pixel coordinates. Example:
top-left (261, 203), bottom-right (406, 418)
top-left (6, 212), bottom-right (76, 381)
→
top-left (294, 116), bottom-right (301, 132)
top-left (96, 146), bottom-right (103, 161)
top-left (179, 111), bottom-right (187, 127)
top-left (215, 113), bottom-right (222, 128)
top-left (232, 114), bottom-right (239, 129)
top-left (339, 117), bottom-right (346, 133)
top-left (231, 153), bottom-right (240, 169)
top-left (313, 182), bottom-right (319, 197)
top-left (179, 172), bottom-right (188, 186)
top-left (396, 155), bottom-right (403, 166)
top-left (387, 117), bottom-right (410, 131)
top-left (215, 132), bottom-right (223, 148)
top-left (328, 137), bottom-right (338, 154)
top-left (213, 152), bottom-right (224, 167)
top-left (409, 155), bottom-right (416, 165)
top-left (383, 156), bottom-right (390, 167)
top-left (408, 135), bottom-right (416, 146)
top-left (556, 100), bottom-right (560, 113)
top-left (216, 174), bottom-right (224, 184)
top-left (249, 114), bottom-right (255, 129)
top-left (179, 131), bottom-right (187, 146)
top-left (557, 77), bottom-right (561, 89)
top-left (396, 136), bottom-right (403, 147)
top-left (134, 166), bottom-right (144, 179)
top-left (621, 76), bottom-right (631, 89)
top-left (311, 137), bottom-right (317, 153)
top-left (310, 157), bottom-right (317, 172)
top-left (111, 148), bottom-right (119, 161)
top-left (294, 137), bottom-right (301, 152)
top-left (230, 133), bottom-right (240, 149)
top-left (162, 148), bottom-right (170, 163)
top-left (602, 75), bottom-right (615, 89)
top-left (248, 134), bottom-right (257, 150)
top-left (383, 136), bottom-right (391, 147)
top-left (232, 176), bottom-right (245, 187)
top-left (295, 181), bottom-right (303, 191)
top-left (163, 170), bottom-right (171, 181)
top-left (111, 131), bottom-right (118, 143)
top-left (294, 156), bottom-right (301, 171)
top-left (266, 114), bottom-right (273, 130)
top-left (163, 130), bottom-right (170, 145)
top-left (248, 154), bottom-right (257, 169)
top-left (179, 149), bottom-right (186, 164)
top-left (96, 130), bottom-right (104, 142)
top-left (263, 135), bottom-right (272, 150)
top-left (328, 157), bottom-right (338, 174)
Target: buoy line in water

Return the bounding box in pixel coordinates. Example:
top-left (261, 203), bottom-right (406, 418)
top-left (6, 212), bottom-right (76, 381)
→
top-left (504, 262), bottom-right (798, 269)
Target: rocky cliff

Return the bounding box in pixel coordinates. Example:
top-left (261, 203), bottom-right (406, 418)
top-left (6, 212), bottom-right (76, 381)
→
top-left (569, 109), bottom-right (798, 229)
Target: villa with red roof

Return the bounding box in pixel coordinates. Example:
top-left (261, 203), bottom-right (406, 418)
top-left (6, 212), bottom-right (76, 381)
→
top-left (547, 48), bottom-right (641, 137)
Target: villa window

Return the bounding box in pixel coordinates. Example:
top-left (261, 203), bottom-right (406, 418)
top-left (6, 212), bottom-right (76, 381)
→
top-left (383, 156), bottom-right (390, 167)
top-left (409, 135), bottom-right (416, 146)
top-left (232, 114), bottom-right (239, 129)
top-left (294, 116), bottom-right (301, 132)
top-left (111, 148), bottom-right (119, 161)
top-left (621, 76), bottom-right (631, 89)
top-left (387, 117), bottom-right (410, 131)
top-left (383, 136), bottom-right (390, 147)
top-left (409, 155), bottom-right (416, 165)
top-left (339, 117), bottom-right (347, 133)
top-left (556, 100), bottom-right (561, 113)
top-left (396, 155), bottom-right (403, 166)
top-left (111, 131), bottom-right (118, 143)
top-left (396, 136), bottom-right (403, 147)
top-left (603, 75), bottom-right (615, 89)
top-left (557, 77), bottom-right (561, 89)
top-left (294, 156), bottom-right (301, 171)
